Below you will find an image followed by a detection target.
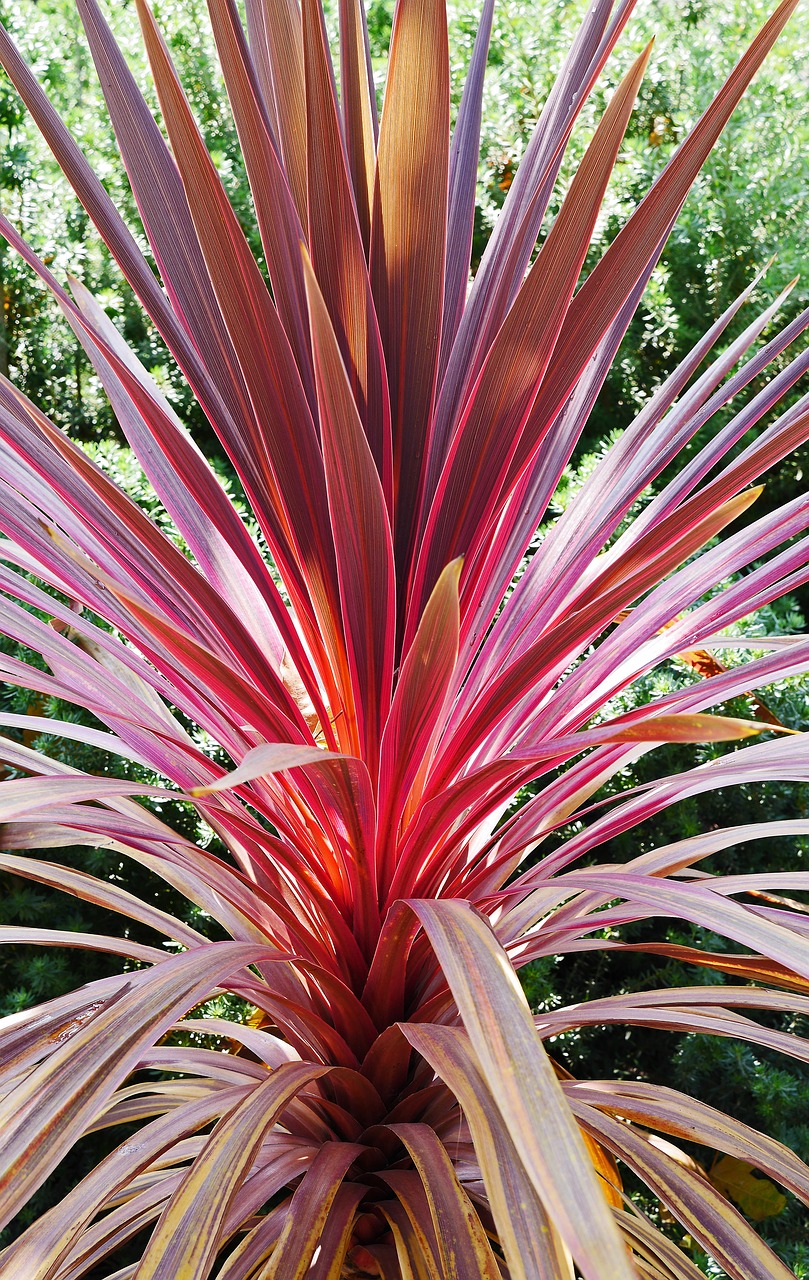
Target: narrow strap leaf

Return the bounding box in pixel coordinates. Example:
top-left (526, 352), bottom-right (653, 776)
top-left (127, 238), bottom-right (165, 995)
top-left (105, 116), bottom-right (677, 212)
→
top-left (0, 943), bottom-right (277, 1231)
top-left (133, 0), bottom-right (350, 709)
top-left (205, 0), bottom-right (316, 407)
top-left (407, 900), bottom-right (638, 1280)
top-left (502, 0), bottom-right (801, 500)
top-left (370, 0), bottom-right (449, 590)
top-left (377, 559), bottom-right (461, 890)
top-left (244, 0), bottom-right (308, 225)
top-left (303, 0), bottom-right (393, 503)
top-left (338, 0), bottom-right (378, 252)
top-left (135, 1065), bottom-right (331, 1279)
top-left (304, 250), bottom-right (396, 771)
top-left (439, 0), bottom-right (495, 373)
top-left (563, 1078), bottom-right (809, 1208)
top-left (402, 1023), bottom-right (576, 1280)
top-left (409, 43), bottom-right (652, 637)
top-left (387, 1123), bottom-right (502, 1278)
top-left (429, 0), bottom-right (637, 485)
top-left (574, 1103), bottom-right (796, 1280)
top-left (262, 1141), bottom-right (366, 1279)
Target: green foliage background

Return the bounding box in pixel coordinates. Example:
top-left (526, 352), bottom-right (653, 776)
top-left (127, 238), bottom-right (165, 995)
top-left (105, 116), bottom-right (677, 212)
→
top-left (0, 0), bottom-right (808, 1271)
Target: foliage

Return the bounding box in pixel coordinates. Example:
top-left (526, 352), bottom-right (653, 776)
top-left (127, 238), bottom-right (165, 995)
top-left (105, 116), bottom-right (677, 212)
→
top-left (0, 0), bottom-right (809, 1276)
top-left (517, 581), bottom-right (809, 1271)
top-left (0, 0), bottom-right (251, 448)
top-left (450, 0), bottom-right (809, 439)
top-left (5, 0), bottom-right (809, 455)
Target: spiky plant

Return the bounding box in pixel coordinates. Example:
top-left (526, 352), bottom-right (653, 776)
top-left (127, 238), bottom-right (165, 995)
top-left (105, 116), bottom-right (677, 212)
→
top-left (1, 0), bottom-right (809, 1274)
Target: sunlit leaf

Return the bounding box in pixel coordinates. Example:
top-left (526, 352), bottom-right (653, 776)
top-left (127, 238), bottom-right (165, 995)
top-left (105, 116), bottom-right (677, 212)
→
top-left (709, 1156), bottom-right (788, 1222)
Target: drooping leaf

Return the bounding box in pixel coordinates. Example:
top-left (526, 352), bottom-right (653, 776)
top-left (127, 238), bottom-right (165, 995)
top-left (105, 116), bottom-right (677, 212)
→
top-left (0, 943), bottom-right (279, 1230)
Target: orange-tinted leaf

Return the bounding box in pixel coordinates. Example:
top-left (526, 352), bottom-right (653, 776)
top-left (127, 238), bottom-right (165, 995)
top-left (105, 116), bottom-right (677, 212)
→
top-left (583, 711), bottom-right (777, 744)
top-left (578, 486), bottom-right (764, 618)
top-left (337, 0), bottom-right (377, 251)
top-left (371, 0), bottom-right (449, 581)
top-left (244, 0), bottom-right (308, 225)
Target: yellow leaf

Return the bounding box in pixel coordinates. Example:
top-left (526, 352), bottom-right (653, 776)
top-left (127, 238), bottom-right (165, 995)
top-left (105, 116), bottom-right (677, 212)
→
top-left (709, 1155), bottom-right (787, 1221)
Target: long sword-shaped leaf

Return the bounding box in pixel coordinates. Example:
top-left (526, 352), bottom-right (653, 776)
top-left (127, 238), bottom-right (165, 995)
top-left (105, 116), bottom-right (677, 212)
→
top-left (499, 0), bottom-right (801, 505)
top-left (408, 900), bottom-right (636, 1280)
top-left (376, 559), bottom-right (461, 888)
top-left (371, 0), bottom-right (449, 588)
top-left (473, 271), bottom-right (798, 687)
top-left (430, 0), bottom-right (636, 465)
top-left (67, 280), bottom-right (284, 643)
top-left (302, 0), bottom-right (392, 498)
top-left (439, 0), bottom-right (496, 371)
top-left (65, 279), bottom-right (327, 724)
top-left (505, 865), bottom-right (809, 961)
top-left (613, 1209), bottom-right (717, 1280)
top-left (0, 851), bottom-right (206, 948)
top-left (0, 1088), bottom-right (251, 1280)
top-left (132, 0), bottom-right (351, 715)
top-left (388, 1123), bottom-right (502, 1278)
top-left (53, 1177), bottom-right (184, 1279)
top-left (0, 942), bottom-right (276, 1230)
top-left (376, 1196), bottom-right (442, 1279)
top-left (0, 290), bottom-right (324, 753)
top-left (564, 1079), bottom-right (809, 1207)
top-left (72, 0), bottom-right (290, 516)
top-left (574, 1103), bottom-right (795, 1280)
top-left (534, 289), bottom-right (807, 634)
top-left (403, 1023), bottom-right (579, 1280)
top-left (205, 0), bottom-right (315, 403)
top-left (0, 16), bottom-right (270, 484)
top-left (0, 926), bottom-right (166, 965)
top-left (304, 252), bottom-right (396, 770)
top-left (134, 1065), bottom-right (330, 1280)
top-left (338, 0), bottom-right (378, 251)
top-left (409, 43), bottom-right (652, 634)
top-left (308, 1182), bottom-right (368, 1279)
top-left (244, 0), bottom-right (308, 224)
top-left (263, 1142), bottom-right (366, 1279)
top-left (189, 743), bottom-right (351, 796)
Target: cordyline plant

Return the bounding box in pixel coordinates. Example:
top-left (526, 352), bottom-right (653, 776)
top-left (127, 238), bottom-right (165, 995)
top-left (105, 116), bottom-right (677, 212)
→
top-left (2, 0), bottom-right (809, 1274)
